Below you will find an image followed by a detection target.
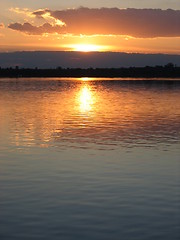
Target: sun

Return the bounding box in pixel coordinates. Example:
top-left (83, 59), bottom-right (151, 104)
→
top-left (68, 44), bottom-right (106, 52)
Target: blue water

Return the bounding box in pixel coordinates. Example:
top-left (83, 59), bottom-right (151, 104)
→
top-left (0, 78), bottom-right (180, 240)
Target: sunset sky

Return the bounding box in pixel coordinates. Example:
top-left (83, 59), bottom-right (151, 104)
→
top-left (0, 0), bottom-right (180, 54)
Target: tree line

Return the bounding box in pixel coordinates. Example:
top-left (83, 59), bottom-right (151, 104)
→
top-left (0, 63), bottom-right (179, 78)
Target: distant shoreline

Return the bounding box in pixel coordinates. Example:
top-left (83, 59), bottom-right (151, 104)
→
top-left (0, 64), bottom-right (180, 78)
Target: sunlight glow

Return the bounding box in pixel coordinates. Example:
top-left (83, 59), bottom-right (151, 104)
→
top-left (69, 44), bottom-right (106, 52)
top-left (79, 85), bottom-right (94, 113)
top-left (80, 77), bottom-right (94, 81)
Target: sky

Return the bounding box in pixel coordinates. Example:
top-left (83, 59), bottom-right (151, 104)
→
top-left (0, 0), bottom-right (180, 54)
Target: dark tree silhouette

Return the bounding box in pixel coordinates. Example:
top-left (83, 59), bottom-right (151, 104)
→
top-left (0, 64), bottom-right (180, 78)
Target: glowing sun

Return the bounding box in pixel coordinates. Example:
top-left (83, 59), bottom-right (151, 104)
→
top-left (70, 44), bottom-right (105, 52)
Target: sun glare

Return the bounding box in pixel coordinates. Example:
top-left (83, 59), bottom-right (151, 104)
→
top-left (69, 44), bottom-right (106, 52)
top-left (79, 85), bottom-right (94, 113)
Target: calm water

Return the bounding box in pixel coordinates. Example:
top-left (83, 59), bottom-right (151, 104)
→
top-left (0, 78), bottom-right (180, 240)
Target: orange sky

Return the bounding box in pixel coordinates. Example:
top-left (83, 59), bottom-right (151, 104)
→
top-left (0, 7), bottom-right (180, 54)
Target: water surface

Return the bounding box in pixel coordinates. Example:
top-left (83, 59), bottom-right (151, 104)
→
top-left (0, 78), bottom-right (180, 240)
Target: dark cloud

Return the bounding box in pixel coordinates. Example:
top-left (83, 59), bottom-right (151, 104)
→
top-left (32, 9), bottom-right (50, 19)
top-left (50, 8), bottom-right (180, 37)
top-left (0, 23), bottom-right (4, 28)
top-left (8, 8), bottom-right (180, 37)
top-left (8, 22), bottom-right (64, 35)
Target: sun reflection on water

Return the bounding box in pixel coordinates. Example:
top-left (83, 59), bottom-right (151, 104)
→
top-left (1, 79), bottom-right (180, 150)
top-left (78, 85), bottom-right (94, 113)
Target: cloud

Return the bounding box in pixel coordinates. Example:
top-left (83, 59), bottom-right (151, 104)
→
top-left (8, 8), bottom-right (180, 38)
top-left (9, 7), bottom-right (34, 18)
top-left (32, 9), bottom-right (50, 19)
top-left (8, 22), bottom-right (64, 35)
top-left (33, 9), bottom-right (66, 26)
top-left (0, 23), bottom-right (4, 28)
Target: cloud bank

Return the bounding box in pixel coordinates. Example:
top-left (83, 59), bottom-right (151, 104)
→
top-left (8, 8), bottom-right (180, 38)
top-left (1, 52), bottom-right (180, 68)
